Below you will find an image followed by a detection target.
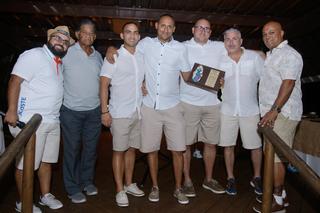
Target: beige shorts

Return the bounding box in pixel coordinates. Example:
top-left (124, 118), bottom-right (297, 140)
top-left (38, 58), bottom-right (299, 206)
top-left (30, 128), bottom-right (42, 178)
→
top-left (10, 122), bottom-right (61, 170)
top-left (110, 112), bottom-right (141, 151)
top-left (272, 113), bottom-right (299, 163)
top-left (181, 102), bottom-right (220, 145)
top-left (219, 113), bottom-right (262, 149)
top-left (140, 104), bottom-right (186, 153)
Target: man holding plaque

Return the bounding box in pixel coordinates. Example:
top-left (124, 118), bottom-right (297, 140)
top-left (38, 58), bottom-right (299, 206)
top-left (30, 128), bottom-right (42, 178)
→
top-left (218, 28), bottom-right (264, 196)
top-left (180, 18), bottom-right (226, 197)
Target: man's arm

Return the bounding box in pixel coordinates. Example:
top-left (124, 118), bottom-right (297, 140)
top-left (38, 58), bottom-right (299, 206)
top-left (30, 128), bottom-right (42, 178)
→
top-left (259, 79), bottom-right (295, 127)
top-left (4, 75), bottom-right (23, 127)
top-left (180, 71), bottom-right (191, 82)
top-left (100, 76), bottom-right (112, 127)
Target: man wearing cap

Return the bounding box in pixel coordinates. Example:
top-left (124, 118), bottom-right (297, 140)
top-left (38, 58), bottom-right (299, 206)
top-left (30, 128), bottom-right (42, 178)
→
top-left (60, 19), bottom-right (103, 203)
top-left (5, 25), bottom-right (73, 212)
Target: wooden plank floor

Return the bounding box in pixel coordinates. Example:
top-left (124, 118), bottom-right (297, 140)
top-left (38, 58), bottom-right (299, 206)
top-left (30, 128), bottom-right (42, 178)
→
top-left (0, 129), bottom-right (319, 213)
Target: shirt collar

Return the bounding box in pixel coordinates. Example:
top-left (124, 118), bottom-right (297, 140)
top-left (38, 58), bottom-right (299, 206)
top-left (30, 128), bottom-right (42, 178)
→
top-left (268, 40), bottom-right (288, 55)
top-left (154, 36), bottom-right (174, 46)
top-left (74, 42), bottom-right (96, 55)
top-left (119, 45), bottom-right (135, 56)
top-left (43, 44), bottom-right (55, 59)
top-left (190, 37), bottom-right (211, 47)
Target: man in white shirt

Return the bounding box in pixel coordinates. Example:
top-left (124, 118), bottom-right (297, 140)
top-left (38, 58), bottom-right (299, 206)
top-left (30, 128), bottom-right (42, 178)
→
top-left (218, 28), bottom-right (264, 196)
top-left (5, 25), bottom-right (73, 212)
top-left (253, 21), bottom-right (303, 213)
top-left (180, 18), bottom-right (225, 197)
top-left (100, 22), bottom-right (145, 207)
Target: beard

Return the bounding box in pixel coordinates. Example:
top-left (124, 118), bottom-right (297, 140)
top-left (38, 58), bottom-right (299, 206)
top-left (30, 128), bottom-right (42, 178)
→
top-left (47, 42), bottom-right (67, 58)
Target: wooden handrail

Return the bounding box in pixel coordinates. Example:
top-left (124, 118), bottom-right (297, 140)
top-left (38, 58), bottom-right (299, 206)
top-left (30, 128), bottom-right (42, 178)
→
top-left (0, 114), bottom-right (42, 213)
top-left (259, 126), bottom-right (320, 213)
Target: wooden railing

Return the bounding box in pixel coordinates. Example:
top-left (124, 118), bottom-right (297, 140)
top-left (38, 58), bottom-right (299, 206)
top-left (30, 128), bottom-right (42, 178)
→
top-left (0, 114), bottom-right (42, 213)
top-left (259, 126), bottom-right (320, 213)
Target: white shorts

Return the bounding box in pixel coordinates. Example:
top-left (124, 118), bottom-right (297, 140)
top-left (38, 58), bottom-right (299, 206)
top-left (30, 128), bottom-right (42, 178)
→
top-left (219, 113), bottom-right (262, 149)
top-left (10, 122), bottom-right (61, 170)
top-left (110, 112), bottom-right (141, 152)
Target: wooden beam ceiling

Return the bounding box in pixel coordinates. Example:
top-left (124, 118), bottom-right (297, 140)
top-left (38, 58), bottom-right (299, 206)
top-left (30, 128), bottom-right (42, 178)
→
top-left (0, 1), bottom-right (288, 27)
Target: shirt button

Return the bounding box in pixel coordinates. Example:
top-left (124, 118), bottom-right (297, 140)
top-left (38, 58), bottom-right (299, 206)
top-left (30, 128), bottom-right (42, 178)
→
top-left (158, 63), bottom-right (160, 65)
top-left (156, 93), bottom-right (159, 95)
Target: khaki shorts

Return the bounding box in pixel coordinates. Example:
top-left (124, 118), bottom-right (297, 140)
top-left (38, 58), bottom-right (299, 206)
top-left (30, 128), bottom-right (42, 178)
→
top-left (110, 112), bottom-right (141, 151)
top-left (140, 104), bottom-right (186, 153)
top-left (181, 102), bottom-right (220, 145)
top-left (272, 113), bottom-right (299, 163)
top-left (219, 113), bottom-right (262, 149)
top-left (10, 123), bottom-right (61, 170)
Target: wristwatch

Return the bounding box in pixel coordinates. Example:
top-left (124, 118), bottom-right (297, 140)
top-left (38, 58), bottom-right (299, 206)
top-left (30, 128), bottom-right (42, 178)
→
top-left (270, 104), bottom-right (281, 113)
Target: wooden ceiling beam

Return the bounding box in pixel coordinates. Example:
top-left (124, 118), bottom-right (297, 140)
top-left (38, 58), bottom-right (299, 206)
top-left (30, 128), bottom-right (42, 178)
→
top-left (0, 1), bottom-right (288, 27)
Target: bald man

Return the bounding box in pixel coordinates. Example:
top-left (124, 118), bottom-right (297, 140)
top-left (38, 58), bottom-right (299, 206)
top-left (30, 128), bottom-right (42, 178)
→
top-left (253, 21), bottom-right (303, 213)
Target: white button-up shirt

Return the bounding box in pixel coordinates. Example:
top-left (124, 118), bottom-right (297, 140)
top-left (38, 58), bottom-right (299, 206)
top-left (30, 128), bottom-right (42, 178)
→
top-left (138, 37), bottom-right (190, 110)
top-left (100, 45), bottom-right (145, 118)
top-left (259, 40), bottom-right (303, 121)
top-left (218, 48), bottom-right (264, 116)
top-left (180, 38), bottom-right (225, 106)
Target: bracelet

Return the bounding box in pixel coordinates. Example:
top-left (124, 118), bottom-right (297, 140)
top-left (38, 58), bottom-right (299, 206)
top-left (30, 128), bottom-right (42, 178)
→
top-left (270, 104), bottom-right (281, 113)
top-left (101, 111), bottom-right (109, 114)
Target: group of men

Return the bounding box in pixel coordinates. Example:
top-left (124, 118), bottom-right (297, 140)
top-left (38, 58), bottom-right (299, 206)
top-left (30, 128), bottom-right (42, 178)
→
top-left (3, 13), bottom-right (302, 213)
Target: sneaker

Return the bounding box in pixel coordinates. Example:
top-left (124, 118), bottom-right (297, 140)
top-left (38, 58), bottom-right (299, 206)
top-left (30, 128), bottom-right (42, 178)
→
top-left (202, 179), bottom-right (225, 194)
top-left (250, 177), bottom-right (263, 195)
top-left (148, 186), bottom-right (159, 202)
top-left (124, 183), bottom-right (145, 197)
top-left (253, 195), bottom-right (286, 213)
top-left (15, 201), bottom-right (42, 213)
top-left (116, 191), bottom-right (129, 207)
top-left (83, 184), bottom-right (98, 196)
top-left (225, 178), bottom-right (237, 195)
top-left (173, 188), bottom-right (189, 205)
top-left (182, 182), bottom-right (196, 197)
top-left (256, 192), bottom-right (289, 207)
top-left (39, 193), bottom-right (63, 209)
top-left (68, 192), bottom-right (87, 204)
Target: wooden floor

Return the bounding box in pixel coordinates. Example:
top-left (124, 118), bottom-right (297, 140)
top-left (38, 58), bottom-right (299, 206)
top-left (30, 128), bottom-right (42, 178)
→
top-left (0, 129), bottom-right (319, 213)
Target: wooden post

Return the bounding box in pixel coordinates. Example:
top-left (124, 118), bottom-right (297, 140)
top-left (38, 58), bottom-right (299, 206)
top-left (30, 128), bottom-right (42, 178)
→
top-left (262, 136), bottom-right (274, 213)
top-left (21, 133), bottom-right (36, 213)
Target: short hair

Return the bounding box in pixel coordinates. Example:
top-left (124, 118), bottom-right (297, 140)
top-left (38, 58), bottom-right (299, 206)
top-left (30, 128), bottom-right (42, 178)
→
top-left (158, 14), bottom-right (175, 25)
top-left (223, 28), bottom-right (242, 39)
top-left (194, 17), bottom-right (211, 27)
top-left (122, 21), bottom-right (140, 31)
top-left (77, 18), bottom-right (96, 32)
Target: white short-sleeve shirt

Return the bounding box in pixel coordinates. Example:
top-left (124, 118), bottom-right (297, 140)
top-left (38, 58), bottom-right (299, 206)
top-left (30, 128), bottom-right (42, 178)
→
top-left (218, 48), bottom-right (264, 116)
top-left (180, 38), bottom-right (225, 106)
top-left (100, 45), bottom-right (145, 118)
top-left (259, 40), bottom-right (303, 121)
top-left (11, 45), bottom-right (63, 123)
top-left (137, 37), bottom-right (190, 110)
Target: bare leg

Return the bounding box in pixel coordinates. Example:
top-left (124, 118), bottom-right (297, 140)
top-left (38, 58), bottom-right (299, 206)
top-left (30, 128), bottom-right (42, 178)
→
top-left (224, 146), bottom-right (235, 179)
top-left (203, 143), bottom-right (216, 182)
top-left (274, 162), bottom-right (285, 196)
top-left (182, 145), bottom-right (192, 184)
top-left (251, 148), bottom-right (262, 178)
top-left (15, 169), bottom-right (23, 201)
top-left (112, 151), bottom-right (124, 192)
top-left (38, 162), bottom-right (51, 196)
top-left (172, 151), bottom-right (184, 189)
top-left (124, 148), bottom-right (136, 186)
top-left (148, 151), bottom-right (159, 187)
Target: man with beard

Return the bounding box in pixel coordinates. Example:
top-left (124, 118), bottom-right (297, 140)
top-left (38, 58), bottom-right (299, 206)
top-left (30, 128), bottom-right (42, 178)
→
top-left (60, 19), bottom-right (103, 204)
top-left (5, 25), bottom-right (73, 212)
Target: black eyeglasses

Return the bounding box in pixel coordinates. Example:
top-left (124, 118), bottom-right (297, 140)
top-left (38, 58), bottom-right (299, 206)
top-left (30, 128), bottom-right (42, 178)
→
top-left (194, 25), bottom-right (211, 33)
top-left (51, 35), bottom-right (70, 46)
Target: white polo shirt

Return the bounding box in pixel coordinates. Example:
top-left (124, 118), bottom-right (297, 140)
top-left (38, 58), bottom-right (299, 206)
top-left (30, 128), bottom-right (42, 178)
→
top-left (100, 45), bottom-right (145, 118)
top-left (138, 37), bottom-right (190, 110)
top-left (12, 45), bottom-right (63, 123)
top-left (259, 40), bottom-right (303, 121)
top-left (218, 48), bottom-right (264, 116)
top-left (180, 38), bottom-right (225, 106)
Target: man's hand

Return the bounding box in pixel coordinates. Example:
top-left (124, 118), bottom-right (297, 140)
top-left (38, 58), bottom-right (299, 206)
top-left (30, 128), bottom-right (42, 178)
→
top-left (105, 46), bottom-right (118, 64)
top-left (4, 110), bottom-right (18, 127)
top-left (101, 113), bottom-right (112, 127)
top-left (141, 81), bottom-right (148, 96)
top-left (220, 77), bottom-right (225, 89)
top-left (259, 110), bottom-right (278, 128)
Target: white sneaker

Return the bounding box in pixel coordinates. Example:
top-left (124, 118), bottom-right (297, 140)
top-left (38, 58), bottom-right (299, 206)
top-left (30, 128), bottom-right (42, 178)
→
top-left (39, 193), bottom-right (63, 209)
top-left (124, 183), bottom-right (145, 197)
top-left (116, 191), bottom-right (129, 207)
top-left (15, 201), bottom-right (42, 213)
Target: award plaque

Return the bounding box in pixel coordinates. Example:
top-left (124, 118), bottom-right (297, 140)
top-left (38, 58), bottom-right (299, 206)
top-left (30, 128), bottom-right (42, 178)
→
top-left (186, 63), bottom-right (225, 92)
